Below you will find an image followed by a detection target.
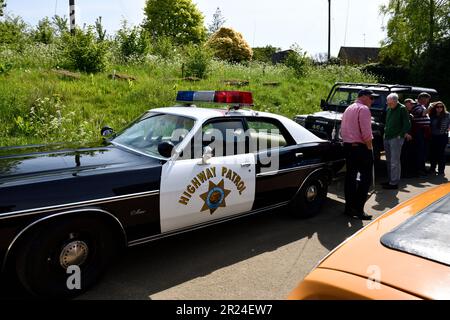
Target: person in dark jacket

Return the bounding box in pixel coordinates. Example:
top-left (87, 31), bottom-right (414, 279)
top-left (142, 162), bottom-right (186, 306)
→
top-left (411, 92), bottom-right (432, 177)
top-left (401, 98), bottom-right (416, 178)
top-left (429, 101), bottom-right (450, 175)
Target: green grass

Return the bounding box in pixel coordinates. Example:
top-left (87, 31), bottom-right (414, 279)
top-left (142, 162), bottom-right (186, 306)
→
top-left (0, 45), bottom-right (378, 147)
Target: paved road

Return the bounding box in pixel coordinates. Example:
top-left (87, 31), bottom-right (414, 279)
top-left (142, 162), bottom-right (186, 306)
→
top-left (2, 163), bottom-right (449, 300)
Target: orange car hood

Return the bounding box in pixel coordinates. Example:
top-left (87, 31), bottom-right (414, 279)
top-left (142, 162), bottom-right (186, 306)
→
top-left (318, 184), bottom-right (450, 300)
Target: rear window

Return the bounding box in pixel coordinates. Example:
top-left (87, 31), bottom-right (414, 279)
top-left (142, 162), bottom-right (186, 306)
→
top-left (246, 119), bottom-right (289, 152)
top-left (380, 194), bottom-right (450, 266)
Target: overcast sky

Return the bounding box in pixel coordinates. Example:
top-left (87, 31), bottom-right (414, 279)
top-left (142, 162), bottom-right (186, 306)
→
top-left (5, 0), bottom-right (389, 56)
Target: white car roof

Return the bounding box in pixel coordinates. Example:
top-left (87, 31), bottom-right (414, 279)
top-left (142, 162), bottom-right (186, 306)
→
top-left (151, 106), bottom-right (324, 145)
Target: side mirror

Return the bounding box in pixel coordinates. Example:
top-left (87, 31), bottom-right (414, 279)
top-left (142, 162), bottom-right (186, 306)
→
top-left (201, 146), bottom-right (213, 165)
top-left (320, 99), bottom-right (327, 109)
top-left (158, 141), bottom-right (175, 158)
top-left (101, 126), bottom-right (115, 137)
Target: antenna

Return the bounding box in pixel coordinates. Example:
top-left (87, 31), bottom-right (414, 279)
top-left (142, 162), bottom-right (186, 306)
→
top-left (252, 22), bottom-right (256, 47)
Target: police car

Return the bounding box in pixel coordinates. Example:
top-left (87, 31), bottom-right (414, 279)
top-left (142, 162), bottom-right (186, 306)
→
top-left (0, 91), bottom-right (344, 297)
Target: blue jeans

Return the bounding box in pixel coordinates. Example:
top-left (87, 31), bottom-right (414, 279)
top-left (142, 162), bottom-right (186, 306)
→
top-left (384, 137), bottom-right (405, 185)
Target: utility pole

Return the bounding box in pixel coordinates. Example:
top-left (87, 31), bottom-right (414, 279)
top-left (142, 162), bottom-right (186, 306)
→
top-left (328, 0), bottom-right (331, 61)
top-left (69, 0), bottom-right (75, 34)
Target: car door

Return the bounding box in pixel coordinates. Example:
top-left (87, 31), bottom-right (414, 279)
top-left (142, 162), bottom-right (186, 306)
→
top-left (246, 117), bottom-right (327, 209)
top-left (159, 118), bottom-right (256, 233)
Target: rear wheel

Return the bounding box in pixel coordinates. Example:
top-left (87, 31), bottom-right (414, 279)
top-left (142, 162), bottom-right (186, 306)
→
top-left (289, 172), bottom-right (329, 219)
top-left (15, 216), bottom-right (117, 298)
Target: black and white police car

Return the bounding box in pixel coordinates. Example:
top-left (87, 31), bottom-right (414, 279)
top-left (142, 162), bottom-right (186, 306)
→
top-left (0, 91), bottom-right (345, 297)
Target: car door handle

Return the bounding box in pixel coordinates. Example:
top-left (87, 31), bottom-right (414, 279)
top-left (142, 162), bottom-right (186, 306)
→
top-left (295, 153), bottom-right (304, 158)
top-left (241, 162), bottom-right (252, 167)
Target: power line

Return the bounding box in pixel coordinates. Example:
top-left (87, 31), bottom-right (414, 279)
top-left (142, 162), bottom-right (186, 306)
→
top-left (344, 0), bottom-right (350, 46)
top-left (118, 0), bottom-right (129, 21)
top-left (328, 0), bottom-right (331, 60)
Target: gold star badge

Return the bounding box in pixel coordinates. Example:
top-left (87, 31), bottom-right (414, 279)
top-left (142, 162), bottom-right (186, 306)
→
top-left (199, 180), bottom-right (231, 215)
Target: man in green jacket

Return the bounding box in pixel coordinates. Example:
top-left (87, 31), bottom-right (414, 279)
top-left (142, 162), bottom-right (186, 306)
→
top-left (383, 93), bottom-right (412, 189)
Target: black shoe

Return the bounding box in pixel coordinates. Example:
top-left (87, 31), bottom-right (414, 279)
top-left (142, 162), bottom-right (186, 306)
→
top-left (356, 212), bottom-right (373, 220)
top-left (344, 208), bottom-right (356, 217)
top-left (381, 182), bottom-right (391, 187)
top-left (382, 183), bottom-right (398, 190)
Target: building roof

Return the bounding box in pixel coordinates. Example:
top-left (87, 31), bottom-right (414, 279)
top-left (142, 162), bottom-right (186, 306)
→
top-left (338, 47), bottom-right (380, 64)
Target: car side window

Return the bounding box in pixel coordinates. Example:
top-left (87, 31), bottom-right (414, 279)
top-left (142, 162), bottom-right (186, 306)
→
top-left (202, 119), bottom-right (246, 157)
top-left (246, 119), bottom-right (289, 152)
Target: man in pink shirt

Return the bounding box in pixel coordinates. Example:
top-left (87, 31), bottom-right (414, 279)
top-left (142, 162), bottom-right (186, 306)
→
top-left (341, 89), bottom-right (377, 220)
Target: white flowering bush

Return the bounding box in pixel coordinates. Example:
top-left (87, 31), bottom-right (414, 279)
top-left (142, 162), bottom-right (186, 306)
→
top-left (13, 95), bottom-right (94, 143)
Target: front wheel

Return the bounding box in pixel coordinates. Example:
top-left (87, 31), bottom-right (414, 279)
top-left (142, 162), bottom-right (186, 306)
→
top-left (15, 216), bottom-right (117, 298)
top-left (289, 172), bottom-right (329, 219)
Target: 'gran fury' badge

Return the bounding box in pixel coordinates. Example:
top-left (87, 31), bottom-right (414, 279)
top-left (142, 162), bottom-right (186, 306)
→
top-left (199, 180), bottom-right (231, 215)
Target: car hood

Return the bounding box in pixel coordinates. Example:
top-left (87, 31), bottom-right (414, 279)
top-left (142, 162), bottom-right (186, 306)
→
top-left (306, 111), bottom-right (344, 122)
top-left (318, 184), bottom-right (450, 300)
top-left (0, 142), bottom-right (160, 185)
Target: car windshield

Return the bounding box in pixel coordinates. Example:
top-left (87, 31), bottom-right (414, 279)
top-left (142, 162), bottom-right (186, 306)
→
top-left (328, 89), bottom-right (386, 110)
top-left (112, 112), bottom-right (195, 158)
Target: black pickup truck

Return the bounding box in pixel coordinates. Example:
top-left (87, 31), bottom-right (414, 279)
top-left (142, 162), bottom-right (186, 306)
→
top-left (294, 82), bottom-right (439, 161)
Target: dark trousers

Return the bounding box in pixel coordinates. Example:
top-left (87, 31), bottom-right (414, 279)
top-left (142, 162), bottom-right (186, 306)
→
top-left (429, 134), bottom-right (447, 173)
top-left (413, 129), bottom-right (428, 173)
top-left (344, 144), bottom-right (373, 215)
top-left (401, 139), bottom-right (415, 177)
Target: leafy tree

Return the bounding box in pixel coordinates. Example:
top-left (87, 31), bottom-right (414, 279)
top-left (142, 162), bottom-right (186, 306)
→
top-left (33, 17), bottom-right (55, 44)
top-left (284, 44), bottom-right (311, 78)
top-left (59, 27), bottom-right (109, 73)
top-left (52, 15), bottom-right (69, 36)
top-left (115, 21), bottom-right (149, 62)
top-left (151, 36), bottom-right (176, 60)
top-left (0, 0), bottom-right (6, 17)
top-left (380, 0), bottom-right (450, 66)
top-left (183, 44), bottom-right (213, 79)
top-left (414, 37), bottom-right (450, 100)
top-left (208, 7), bottom-right (226, 35)
top-left (95, 16), bottom-right (107, 42)
top-left (0, 15), bottom-right (30, 48)
top-left (207, 27), bottom-right (253, 63)
top-left (143, 0), bottom-right (206, 45)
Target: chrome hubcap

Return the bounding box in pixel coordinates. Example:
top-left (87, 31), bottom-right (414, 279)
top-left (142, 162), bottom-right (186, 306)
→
top-left (306, 185), bottom-right (318, 202)
top-left (59, 240), bottom-right (89, 269)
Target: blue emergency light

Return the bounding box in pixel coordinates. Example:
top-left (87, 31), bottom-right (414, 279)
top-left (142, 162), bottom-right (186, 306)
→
top-left (176, 91), bottom-right (254, 106)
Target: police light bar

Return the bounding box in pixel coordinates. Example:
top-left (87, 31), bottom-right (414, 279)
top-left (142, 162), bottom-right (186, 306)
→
top-left (176, 91), bottom-right (253, 106)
